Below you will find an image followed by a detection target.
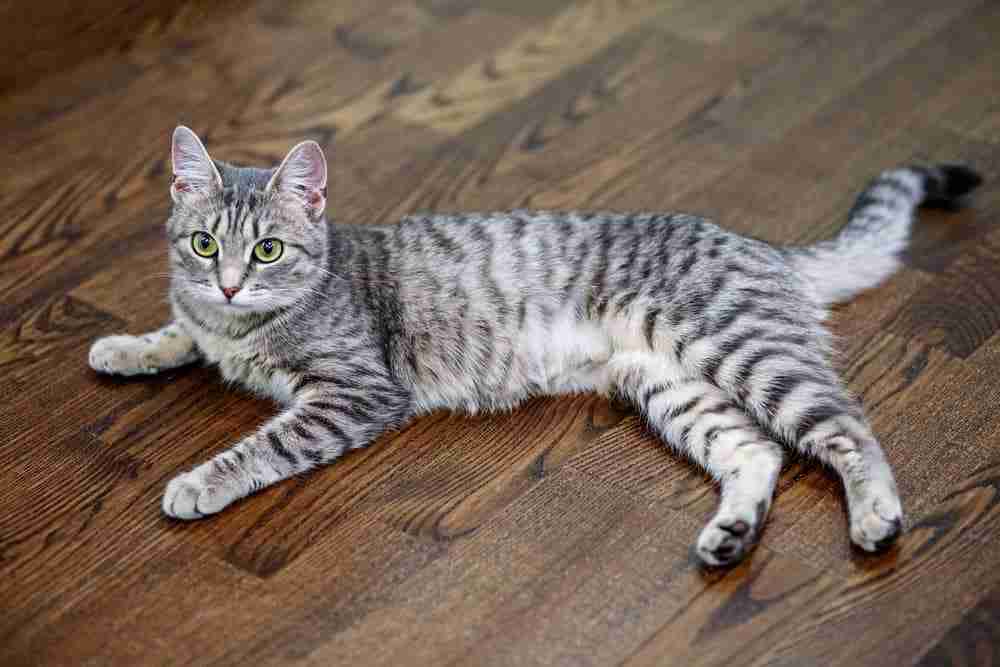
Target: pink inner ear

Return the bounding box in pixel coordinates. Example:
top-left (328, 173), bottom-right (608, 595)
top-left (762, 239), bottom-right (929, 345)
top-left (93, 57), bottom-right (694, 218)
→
top-left (307, 190), bottom-right (324, 207)
top-left (173, 179), bottom-right (191, 192)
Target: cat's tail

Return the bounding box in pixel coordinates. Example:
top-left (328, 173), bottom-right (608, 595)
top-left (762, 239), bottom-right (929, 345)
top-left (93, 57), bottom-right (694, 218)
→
top-left (786, 164), bottom-right (982, 305)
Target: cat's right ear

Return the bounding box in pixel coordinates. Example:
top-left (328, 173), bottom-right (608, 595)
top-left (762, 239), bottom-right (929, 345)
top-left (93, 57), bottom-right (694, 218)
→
top-left (170, 126), bottom-right (223, 204)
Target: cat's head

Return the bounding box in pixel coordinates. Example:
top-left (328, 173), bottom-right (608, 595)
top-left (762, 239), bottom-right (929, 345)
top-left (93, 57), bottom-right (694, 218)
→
top-left (167, 126), bottom-right (329, 314)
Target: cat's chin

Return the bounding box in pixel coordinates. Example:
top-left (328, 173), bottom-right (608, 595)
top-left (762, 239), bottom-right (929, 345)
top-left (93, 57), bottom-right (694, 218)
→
top-left (221, 301), bottom-right (257, 311)
top-left (196, 295), bottom-right (271, 314)
top-left (218, 300), bottom-right (270, 314)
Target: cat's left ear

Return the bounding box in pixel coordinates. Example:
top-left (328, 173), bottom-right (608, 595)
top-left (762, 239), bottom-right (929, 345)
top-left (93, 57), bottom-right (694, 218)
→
top-left (266, 140), bottom-right (327, 219)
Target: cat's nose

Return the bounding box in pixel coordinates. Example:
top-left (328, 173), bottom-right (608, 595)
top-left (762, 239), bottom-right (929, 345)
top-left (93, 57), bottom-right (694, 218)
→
top-left (221, 286), bottom-right (241, 300)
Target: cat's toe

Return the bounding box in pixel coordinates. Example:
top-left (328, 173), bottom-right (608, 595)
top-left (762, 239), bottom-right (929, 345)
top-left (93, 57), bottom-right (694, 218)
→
top-left (162, 471), bottom-right (237, 520)
top-left (89, 337), bottom-right (123, 374)
top-left (695, 516), bottom-right (758, 567)
top-left (89, 335), bottom-right (157, 376)
top-left (850, 496), bottom-right (903, 552)
top-left (162, 473), bottom-right (206, 520)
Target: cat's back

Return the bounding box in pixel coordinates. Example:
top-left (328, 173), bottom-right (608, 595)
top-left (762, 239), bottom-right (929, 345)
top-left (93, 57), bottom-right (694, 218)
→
top-left (385, 208), bottom-right (721, 272)
top-left (382, 208), bottom-right (775, 292)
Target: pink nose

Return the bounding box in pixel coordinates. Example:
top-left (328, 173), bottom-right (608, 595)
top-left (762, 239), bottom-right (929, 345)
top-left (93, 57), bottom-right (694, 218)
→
top-left (221, 286), bottom-right (241, 300)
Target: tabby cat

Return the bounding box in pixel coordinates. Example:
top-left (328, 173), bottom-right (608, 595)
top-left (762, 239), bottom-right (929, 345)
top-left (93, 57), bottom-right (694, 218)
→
top-left (89, 126), bottom-right (982, 566)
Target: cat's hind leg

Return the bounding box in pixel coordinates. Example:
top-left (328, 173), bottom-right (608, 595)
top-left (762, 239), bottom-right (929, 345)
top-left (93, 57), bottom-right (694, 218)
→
top-left (610, 352), bottom-right (783, 566)
top-left (713, 337), bottom-right (903, 552)
top-left (89, 322), bottom-right (200, 376)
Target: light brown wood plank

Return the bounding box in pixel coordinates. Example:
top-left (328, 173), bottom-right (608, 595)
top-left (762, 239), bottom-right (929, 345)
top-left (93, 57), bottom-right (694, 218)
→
top-left (393, 0), bottom-right (682, 135)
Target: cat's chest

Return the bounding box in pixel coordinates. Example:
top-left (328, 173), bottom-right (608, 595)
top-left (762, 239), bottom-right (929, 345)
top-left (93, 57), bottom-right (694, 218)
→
top-left (189, 327), bottom-right (296, 404)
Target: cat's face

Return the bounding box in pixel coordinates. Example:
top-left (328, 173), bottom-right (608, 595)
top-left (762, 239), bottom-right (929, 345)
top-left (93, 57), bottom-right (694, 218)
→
top-left (166, 127), bottom-right (328, 314)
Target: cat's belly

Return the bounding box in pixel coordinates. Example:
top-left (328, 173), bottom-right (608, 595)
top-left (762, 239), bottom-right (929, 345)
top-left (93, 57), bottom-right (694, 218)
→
top-left (408, 312), bottom-right (617, 414)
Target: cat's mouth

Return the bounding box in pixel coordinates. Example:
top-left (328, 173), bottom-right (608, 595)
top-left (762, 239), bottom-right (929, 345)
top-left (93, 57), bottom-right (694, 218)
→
top-left (197, 289), bottom-right (261, 312)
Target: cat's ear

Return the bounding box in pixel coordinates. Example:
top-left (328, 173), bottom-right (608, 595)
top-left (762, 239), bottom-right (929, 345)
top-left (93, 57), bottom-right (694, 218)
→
top-left (170, 126), bottom-right (223, 204)
top-left (265, 140), bottom-right (327, 219)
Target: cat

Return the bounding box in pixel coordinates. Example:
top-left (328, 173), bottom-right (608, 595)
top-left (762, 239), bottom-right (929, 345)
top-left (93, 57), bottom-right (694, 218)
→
top-left (89, 126), bottom-right (982, 566)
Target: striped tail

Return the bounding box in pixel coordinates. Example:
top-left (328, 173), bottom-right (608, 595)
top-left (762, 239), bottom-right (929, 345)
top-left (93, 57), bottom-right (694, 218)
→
top-left (787, 164), bottom-right (982, 305)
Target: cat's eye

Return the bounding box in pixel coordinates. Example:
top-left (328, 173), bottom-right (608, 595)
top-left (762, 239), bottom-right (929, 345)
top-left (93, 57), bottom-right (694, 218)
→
top-left (191, 232), bottom-right (218, 258)
top-left (253, 238), bottom-right (284, 263)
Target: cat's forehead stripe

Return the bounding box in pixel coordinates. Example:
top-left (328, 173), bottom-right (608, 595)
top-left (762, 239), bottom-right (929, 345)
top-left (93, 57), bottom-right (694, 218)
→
top-left (219, 182), bottom-right (272, 240)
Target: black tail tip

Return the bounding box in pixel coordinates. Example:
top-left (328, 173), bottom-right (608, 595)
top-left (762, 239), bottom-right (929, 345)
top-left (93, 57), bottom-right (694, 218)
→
top-left (923, 164), bottom-right (983, 207)
top-left (938, 164), bottom-right (983, 198)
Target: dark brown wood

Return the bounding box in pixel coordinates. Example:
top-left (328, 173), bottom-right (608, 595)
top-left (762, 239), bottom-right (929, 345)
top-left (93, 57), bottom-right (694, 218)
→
top-left (2, 0), bottom-right (999, 664)
top-left (920, 586), bottom-right (1000, 667)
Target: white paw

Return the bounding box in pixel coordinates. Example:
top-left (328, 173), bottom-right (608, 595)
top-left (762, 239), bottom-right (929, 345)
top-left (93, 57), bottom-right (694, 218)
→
top-left (695, 512), bottom-right (760, 567)
top-left (88, 335), bottom-right (161, 376)
top-left (850, 493), bottom-right (903, 552)
top-left (162, 468), bottom-right (241, 520)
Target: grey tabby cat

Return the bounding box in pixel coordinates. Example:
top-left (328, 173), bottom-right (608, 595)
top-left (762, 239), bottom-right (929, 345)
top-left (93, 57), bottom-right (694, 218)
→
top-left (89, 126), bottom-right (982, 566)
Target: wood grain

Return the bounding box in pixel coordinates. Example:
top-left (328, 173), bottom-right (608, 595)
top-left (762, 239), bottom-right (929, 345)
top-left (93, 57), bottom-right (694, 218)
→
top-left (394, 0), bottom-right (674, 134)
top-left (921, 587), bottom-right (1000, 667)
top-left (2, 0), bottom-right (999, 665)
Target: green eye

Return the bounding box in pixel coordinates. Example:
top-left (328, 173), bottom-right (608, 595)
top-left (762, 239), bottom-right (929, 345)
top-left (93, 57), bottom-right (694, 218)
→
top-left (191, 232), bottom-right (218, 258)
top-left (253, 238), bottom-right (284, 263)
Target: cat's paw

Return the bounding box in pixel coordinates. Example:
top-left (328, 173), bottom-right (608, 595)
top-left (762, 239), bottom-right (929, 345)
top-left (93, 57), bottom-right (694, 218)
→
top-left (695, 513), bottom-right (759, 567)
top-left (850, 493), bottom-right (903, 552)
top-left (89, 335), bottom-right (162, 376)
top-left (162, 468), bottom-right (241, 520)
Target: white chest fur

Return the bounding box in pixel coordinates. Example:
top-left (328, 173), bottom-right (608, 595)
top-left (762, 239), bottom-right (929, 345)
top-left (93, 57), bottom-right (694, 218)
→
top-left (180, 318), bottom-right (296, 405)
top-left (219, 354), bottom-right (296, 404)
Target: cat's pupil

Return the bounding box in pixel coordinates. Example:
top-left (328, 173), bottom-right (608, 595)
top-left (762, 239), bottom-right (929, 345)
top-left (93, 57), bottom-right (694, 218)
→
top-left (199, 236), bottom-right (210, 249)
top-left (262, 240), bottom-right (273, 253)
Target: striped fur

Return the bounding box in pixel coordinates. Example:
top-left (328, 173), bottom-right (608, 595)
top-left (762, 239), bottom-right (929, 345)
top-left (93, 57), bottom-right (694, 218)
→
top-left (89, 127), bottom-right (982, 566)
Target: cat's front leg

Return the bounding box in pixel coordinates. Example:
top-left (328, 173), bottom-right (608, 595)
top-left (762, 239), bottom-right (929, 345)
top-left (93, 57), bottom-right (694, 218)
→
top-left (89, 322), bottom-right (200, 376)
top-left (162, 388), bottom-right (412, 519)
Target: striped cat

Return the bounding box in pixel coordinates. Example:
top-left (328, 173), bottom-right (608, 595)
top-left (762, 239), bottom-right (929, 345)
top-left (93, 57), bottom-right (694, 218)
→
top-left (89, 126), bottom-right (982, 566)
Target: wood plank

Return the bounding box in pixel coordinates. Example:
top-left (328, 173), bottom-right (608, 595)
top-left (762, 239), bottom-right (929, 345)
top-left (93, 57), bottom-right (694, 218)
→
top-left (2, 520), bottom-right (442, 666)
top-left (217, 6), bottom-right (530, 154)
top-left (524, 0), bottom-right (981, 216)
top-left (651, 0), bottom-right (804, 44)
top-left (0, 1), bottom-right (241, 98)
top-left (893, 224), bottom-right (1000, 358)
top-left (449, 488), bottom-right (836, 667)
top-left (269, 469), bottom-right (712, 666)
top-left (740, 457), bottom-right (1000, 666)
top-left (393, 0), bottom-right (680, 134)
top-left (620, 550), bottom-right (836, 667)
top-left (673, 18), bottom-right (1000, 254)
top-left (919, 585), bottom-right (1000, 666)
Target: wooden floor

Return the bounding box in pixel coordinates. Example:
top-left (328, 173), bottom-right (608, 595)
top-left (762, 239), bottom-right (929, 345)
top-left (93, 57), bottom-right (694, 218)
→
top-left (3, 0), bottom-right (1000, 665)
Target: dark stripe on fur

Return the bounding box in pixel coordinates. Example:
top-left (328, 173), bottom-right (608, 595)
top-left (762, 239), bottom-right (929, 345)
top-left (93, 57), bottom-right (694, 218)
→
top-left (267, 432), bottom-right (299, 468)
